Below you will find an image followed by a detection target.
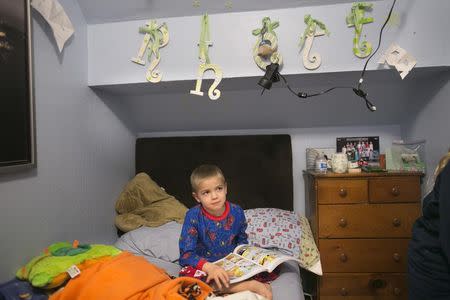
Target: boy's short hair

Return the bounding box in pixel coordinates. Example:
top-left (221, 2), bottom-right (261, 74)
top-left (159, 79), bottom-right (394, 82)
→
top-left (190, 164), bottom-right (226, 192)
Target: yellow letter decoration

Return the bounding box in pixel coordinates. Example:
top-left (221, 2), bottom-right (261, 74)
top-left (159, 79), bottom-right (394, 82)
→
top-left (131, 20), bottom-right (169, 83)
top-left (252, 17), bottom-right (282, 71)
top-left (299, 15), bottom-right (330, 70)
top-left (190, 14), bottom-right (223, 100)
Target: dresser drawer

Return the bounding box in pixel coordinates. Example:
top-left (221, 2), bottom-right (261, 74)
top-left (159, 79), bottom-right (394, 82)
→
top-left (318, 204), bottom-right (420, 238)
top-left (318, 179), bottom-right (368, 204)
top-left (319, 239), bottom-right (409, 273)
top-left (320, 273), bottom-right (407, 299)
top-left (369, 177), bottom-right (421, 203)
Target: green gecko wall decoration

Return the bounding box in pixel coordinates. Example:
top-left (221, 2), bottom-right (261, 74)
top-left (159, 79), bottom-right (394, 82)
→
top-left (299, 14), bottom-right (330, 70)
top-left (190, 14), bottom-right (223, 100)
top-left (131, 20), bottom-right (169, 83)
top-left (252, 17), bottom-right (282, 71)
top-left (346, 2), bottom-right (374, 58)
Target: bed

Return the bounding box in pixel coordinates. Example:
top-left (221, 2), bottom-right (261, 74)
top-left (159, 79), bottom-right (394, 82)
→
top-left (115, 135), bottom-right (305, 300)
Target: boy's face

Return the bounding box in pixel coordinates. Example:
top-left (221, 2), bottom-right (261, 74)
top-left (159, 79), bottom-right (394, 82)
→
top-left (193, 175), bottom-right (227, 216)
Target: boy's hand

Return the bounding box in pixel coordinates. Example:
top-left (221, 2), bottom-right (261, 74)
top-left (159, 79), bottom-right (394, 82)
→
top-left (202, 262), bottom-right (230, 289)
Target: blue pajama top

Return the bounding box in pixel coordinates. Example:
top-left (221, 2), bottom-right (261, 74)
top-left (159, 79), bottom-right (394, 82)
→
top-left (179, 201), bottom-right (248, 269)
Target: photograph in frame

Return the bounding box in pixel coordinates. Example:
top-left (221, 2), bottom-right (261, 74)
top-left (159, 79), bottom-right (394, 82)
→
top-left (0, 0), bottom-right (36, 173)
top-left (336, 136), bottom-right (380, 163)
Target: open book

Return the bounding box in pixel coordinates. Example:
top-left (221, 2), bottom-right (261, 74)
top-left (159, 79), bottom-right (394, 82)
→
top-left (212, 244), bottom-right (300, 284)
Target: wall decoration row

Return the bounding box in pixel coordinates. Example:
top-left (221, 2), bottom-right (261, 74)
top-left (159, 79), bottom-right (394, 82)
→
top-left (131, 2), bottom-right (415, 101)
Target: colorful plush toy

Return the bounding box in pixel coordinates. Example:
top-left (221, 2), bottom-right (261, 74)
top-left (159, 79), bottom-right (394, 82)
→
top-left (16, 240), bottom-right (121, 289)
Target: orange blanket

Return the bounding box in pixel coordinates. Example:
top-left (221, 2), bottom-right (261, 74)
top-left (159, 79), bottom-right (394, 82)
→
top-left (50, 252), bottom-right (212, 300)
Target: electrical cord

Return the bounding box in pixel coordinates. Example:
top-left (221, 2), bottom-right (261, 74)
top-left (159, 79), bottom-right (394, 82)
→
top-left (279, 73), bottom-right (354, 99)
top-left (263, 0), bottom-right (397, 112)
top-left (358, 0), bottom-right (397, 90)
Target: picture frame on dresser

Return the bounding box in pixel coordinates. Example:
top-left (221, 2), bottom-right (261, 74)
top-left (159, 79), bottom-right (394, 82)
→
top-left (0, 0), bottom-right (36, 173)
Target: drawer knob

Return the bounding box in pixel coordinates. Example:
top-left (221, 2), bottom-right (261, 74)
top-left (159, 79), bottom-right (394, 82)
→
top-left (393, 253), bottom-right (401, 262)
top-left (370, 279), bottom-right (386, 289)
top-left (339, 188), bottom-right (348, 197)
top-left (340, 288), bottom-right (348, 296)
top-left (392, 218), bottom-right (401, 227)
top-left (393, 287), bottom-right (402, 296)
top-left (340, 253), bottom-right (348, 262)
top-left (339, 218), bottom-right (347, 227)
top-left (391, 186), bottom-right (400, 196)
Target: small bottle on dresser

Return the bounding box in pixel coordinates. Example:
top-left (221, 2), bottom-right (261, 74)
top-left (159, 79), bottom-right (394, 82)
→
top-left (315, 153), bottom-right (328, 173)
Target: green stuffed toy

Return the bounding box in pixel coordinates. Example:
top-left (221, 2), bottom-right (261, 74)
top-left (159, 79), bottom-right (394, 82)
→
top-left (17, 241), bottom-right (121, 289)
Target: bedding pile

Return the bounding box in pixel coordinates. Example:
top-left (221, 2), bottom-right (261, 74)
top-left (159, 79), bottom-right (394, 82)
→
top-left (16, 241), bottom-right (213, 300)
top-left (115, 172), bottom-right (188, 232)
top-left (49, 252), bottom-right (212, 300)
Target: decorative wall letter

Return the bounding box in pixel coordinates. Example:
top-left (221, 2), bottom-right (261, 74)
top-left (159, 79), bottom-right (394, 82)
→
top-left (190, 14), bottom-right (223, 100)
top-left (378, 43), bottom-right (417, 79)
top-left (346, 2), bottom-right (373, 58)
top-left (31, 0), bottom-right (74, 53)
top-left (131, 20), bottom-right (169, 83)
top-left (299, 14), bottom-right (330, 70)
top-left (252, 17), bottom-right (283, 70)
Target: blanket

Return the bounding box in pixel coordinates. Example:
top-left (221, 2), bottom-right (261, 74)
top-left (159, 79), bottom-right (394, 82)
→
top-left (115, 173), bottom-right (188, 232)
top-left (50, 252), bottom-right (212, 300)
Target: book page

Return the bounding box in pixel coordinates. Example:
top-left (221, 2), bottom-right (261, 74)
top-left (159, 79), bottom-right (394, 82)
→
top-left (234, 245), bottom-right (300, 272)
top-left (213, 253), bottom-right (266, 284)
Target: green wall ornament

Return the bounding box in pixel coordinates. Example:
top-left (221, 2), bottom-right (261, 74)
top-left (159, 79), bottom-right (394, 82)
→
top-left (131, 20), bottom-right (169, 83)
top-left (299, 14), bottom-right (330, 70)
top-left (252, 17), bottom-right (282, 70)
top-left (190, 14), bottom-right (223, 100)
top-left (346, 2), bottom-right (374, 58)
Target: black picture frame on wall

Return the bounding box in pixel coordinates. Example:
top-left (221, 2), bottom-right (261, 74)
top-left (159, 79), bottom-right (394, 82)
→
top-left (0, 0), bottom-right (36, 173)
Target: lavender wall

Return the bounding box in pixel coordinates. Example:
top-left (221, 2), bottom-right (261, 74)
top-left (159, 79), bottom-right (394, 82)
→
top-left (0, 0), bottom-right (135, 282)
top-left (402, 71), bottom-right (450, 188)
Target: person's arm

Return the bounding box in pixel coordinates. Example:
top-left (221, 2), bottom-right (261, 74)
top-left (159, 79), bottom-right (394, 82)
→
top-left (179, 213), bottom-right (207, 269)
top-left (236, 206), bottom-right (248, 245)
top-left (439, 163), bottom-right (450, 263)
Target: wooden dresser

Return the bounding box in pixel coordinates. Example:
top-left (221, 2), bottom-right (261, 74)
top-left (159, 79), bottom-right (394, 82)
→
top-left (304, 171), bottom-right (422, 300)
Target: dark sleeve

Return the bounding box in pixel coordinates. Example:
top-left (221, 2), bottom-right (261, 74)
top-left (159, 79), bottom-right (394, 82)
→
top-left (439, 163), bottom-right (450, 263)
top-left (236, 206), bottom-right (248, 245)
top-left (179, 210), bottom-right (206, 269)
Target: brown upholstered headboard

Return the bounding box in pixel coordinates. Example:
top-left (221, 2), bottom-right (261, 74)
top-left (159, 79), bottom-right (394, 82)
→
top-left (135, 135), bottom-right (293, 210)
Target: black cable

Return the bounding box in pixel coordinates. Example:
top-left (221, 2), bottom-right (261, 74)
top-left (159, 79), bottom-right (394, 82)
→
top-left (358, 0), bottom-right (397, 90)
top-left (260, 0), bottom-right (397, 112)
top-left (279, 73), bottom-right (376, 111)
top-left (278, 73), bottom-right (353, 99)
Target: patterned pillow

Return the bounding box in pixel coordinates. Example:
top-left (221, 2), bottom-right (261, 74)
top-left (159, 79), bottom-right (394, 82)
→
top-left (244, 208), bottom-right (322, 275)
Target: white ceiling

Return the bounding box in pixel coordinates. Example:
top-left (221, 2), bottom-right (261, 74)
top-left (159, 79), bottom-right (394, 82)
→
top-left (76, 0), bottom-right (372, 24)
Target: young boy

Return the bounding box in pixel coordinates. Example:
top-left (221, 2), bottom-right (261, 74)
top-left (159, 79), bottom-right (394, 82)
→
top-left (179, 164), bottom-right (272, 300)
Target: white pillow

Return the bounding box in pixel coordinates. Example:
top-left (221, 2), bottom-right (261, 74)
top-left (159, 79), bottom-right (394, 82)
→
top-left (114, 221), bottom-right (182, 263)
top-left (244, 208), bottom-right (322, 275)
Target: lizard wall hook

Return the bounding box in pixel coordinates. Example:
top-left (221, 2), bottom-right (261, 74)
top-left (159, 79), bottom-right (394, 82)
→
top-left (252, 17), bottom-right (283, 71)
top-left (190, 14), bottom-right (223, 100)
top-left (346, 2), bottom-right (374, 58)
top-left (299, 14), bottom-right (330, 70)
top-left (131, 20), bottom-right (169, 83)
